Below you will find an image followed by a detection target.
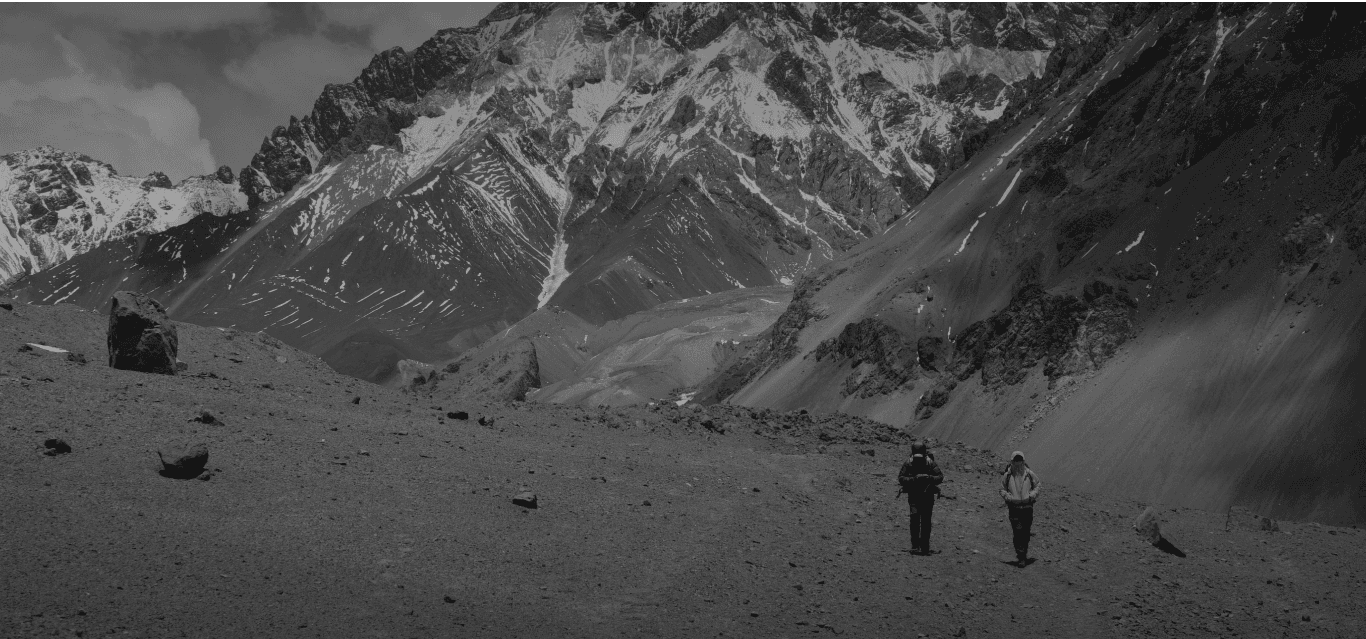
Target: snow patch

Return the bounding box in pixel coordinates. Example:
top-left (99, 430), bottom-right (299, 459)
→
top-left (996, 169), bottom-right (1023, 207)
top-left (26, 343), bottom-right (68, 353)
top-left (1119, 231), bottom-right (1146, 254)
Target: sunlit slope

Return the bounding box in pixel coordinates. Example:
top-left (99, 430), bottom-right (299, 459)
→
top-left (718, 4), bottom-right (1366, 523)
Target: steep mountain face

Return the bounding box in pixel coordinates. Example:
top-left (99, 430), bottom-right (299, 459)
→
top-left (5, 2), bottom-right (1119, 382)
top-left (705, 4), bottom-right (1366, 523)
top-left (0, 147), bottom-right (245, 284)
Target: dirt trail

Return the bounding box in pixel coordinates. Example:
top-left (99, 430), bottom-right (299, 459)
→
top-left (2, 303), bottom-right (1362, 638)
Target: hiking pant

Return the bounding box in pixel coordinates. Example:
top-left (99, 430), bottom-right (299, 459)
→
top-left (1008, 505), bottom-right (1034, 558)
top-left (908, 497), bottom-right (934, 551)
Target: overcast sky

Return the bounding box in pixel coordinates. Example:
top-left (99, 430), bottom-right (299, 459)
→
top-left (0, 2), bottom-right (494, 182)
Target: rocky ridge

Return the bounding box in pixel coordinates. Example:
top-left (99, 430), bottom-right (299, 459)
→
top-left (0, 147), bottom-right (246, 283)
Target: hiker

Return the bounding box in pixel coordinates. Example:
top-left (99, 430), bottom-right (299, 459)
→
top-left (898, 441), bottom-right (943, 554)
top-left (1000, 450), bottom-right (1042, 565)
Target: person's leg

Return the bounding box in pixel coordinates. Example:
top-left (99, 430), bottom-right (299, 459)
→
top-left (921, 499), bottom-right (935, 552)
top-left (908, 502), bottom-right (923, 552)
top-left (1009, 507), bottom-right (1028, 561)
top-left (1020, 507), bottom-right (1034, 560)
top-left (906, 497), bottom-right (918, 551)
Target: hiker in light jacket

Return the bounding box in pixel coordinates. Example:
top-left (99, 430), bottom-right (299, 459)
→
top-left (1000, 450), bottom-right (1041, 564)
top-left (898, 441), bottom-right (944, 554)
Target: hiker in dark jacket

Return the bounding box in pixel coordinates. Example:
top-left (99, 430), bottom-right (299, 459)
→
top-left (1000, 450), bottom-right (1042, 565)
top-left (898, 441), bottom-right (944, 554)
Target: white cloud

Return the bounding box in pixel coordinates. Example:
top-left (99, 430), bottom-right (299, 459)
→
top-left (322, 4), bottom-right (495, 50)
top-left (223, 35), bottom-right (374, 113)
top-left (50, 3), bottom-right (270, 32)
top-left (0, 36), bottom-right (217, 181)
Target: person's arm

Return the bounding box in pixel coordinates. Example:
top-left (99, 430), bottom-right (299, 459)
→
top-left (1000, 472), bottom-right (1013, 503)
top-left (1027, 470), bottom-right (1041, 502)
top-left (898, 461), bottom-right (914, 487)
top-left (928, 460), bottom-right (944, 486)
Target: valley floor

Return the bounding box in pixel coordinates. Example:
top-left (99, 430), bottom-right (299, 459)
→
top-left (2, 303), bottom-right (1363, 638)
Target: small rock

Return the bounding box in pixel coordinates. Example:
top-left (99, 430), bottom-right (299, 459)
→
top-left (447, 411), bottom-right (469, 420)
top-left (352, 397), bottom-right (361, 404)
top-left (955, 627), bottom-right (967, 637)
top-left (17, 343), bottom-right (32, 352)
top-left (274, 355), bottom-right (287, 364)
top-left (66, 352), bottom-right (88, 365)
top-left (513, 492), bottom-right (538, 509)
top-left (0, 300), bottom-right (12, 311)
top-left (43, 438), bottom-right (71, 456)
top-left (443, 595), bottom-right (456, 604)
top-left (158, 440), bottom-right (209, 479)
top-left (478, 416), bottom-right (494, 426)
top-left (191, 411), bottom-right (224, 426)
top-left (642, 500), bottom-right (652, 507)
top-left (196, 470), bottom-right (212, 481)
top-left (176, 361), bottom-right (189, 372)
top-left (1260, 516), bottom-right (1280, 532)
top-left (260, 383), bottom-right (273, 389)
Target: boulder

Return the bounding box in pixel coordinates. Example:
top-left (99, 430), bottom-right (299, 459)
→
top-left (157, 439), bottom-right (209, 479)
top-left (396, 359), bottom-right (437, 390)
top-left (512, 491), bottom-right (538, 509)
top-left (107, 292), bottom-right (178, 375)
top-left (43, 438), bottom-right (71, 456)
top-left (1134, 507), bottom-right (1162, 545)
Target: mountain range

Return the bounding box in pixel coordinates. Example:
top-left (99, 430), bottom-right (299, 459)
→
top-left (3, 2), bottom-right (1114, 381)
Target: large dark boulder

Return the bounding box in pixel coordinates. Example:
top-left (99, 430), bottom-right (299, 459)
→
top-left (107, 292), bottom-right (179, 375)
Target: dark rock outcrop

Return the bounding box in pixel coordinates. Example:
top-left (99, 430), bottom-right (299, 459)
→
top-left (140, 172), bottom-right (173, 190)
top-left (107, 292), bottom-right (178, 375)
top-left (950, 282), bottom-right (1135, 389)
top-left (814, 318), bottom-right (920, 398)
top-left (432, 338), bottom-right (540, 402)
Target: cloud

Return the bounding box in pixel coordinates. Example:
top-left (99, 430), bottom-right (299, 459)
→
top-left (49, 2), bottom-right (270, 33)
top-left (222, 4), bottom-right (494, 112)
top-left (0, 36), bottom-right (217, 181)
top-left (321, 4), bottom-right (496, 50)
top-left (222, 35), bottom-right (375, 113)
